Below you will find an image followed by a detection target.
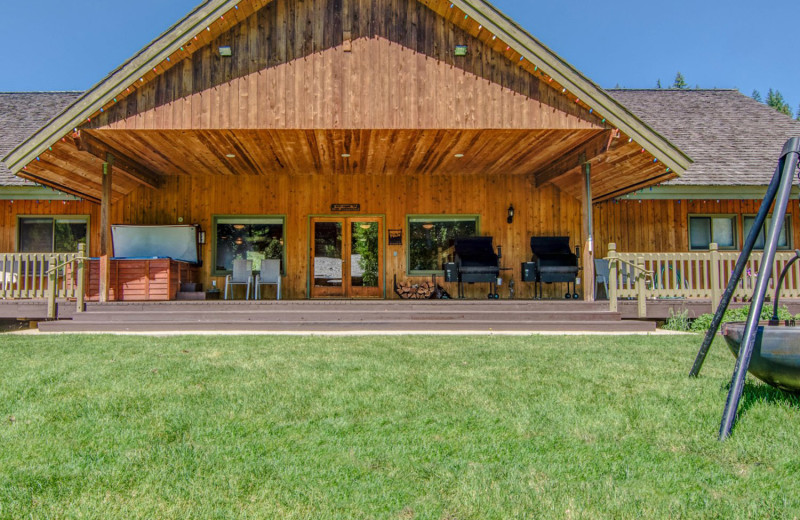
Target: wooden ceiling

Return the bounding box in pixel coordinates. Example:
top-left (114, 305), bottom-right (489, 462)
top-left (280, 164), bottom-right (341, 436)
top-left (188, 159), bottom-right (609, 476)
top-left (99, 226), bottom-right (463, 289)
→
top-left (17, 127), bottom-right (673, 204)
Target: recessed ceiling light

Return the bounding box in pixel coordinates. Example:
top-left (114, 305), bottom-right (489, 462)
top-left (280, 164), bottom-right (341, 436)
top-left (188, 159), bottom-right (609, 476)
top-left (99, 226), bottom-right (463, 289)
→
top-left (454, 153), bottom-right (465, 158)
top-left (341, 153), bottom-right (351, 158)
top-left (225, 154), bottom-right (236, 158)
top-left (218, 46), bottom-right (232, 57)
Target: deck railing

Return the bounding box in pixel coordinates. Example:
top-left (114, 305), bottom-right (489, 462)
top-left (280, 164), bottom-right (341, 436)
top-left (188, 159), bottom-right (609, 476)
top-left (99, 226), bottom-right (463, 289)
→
top-left (606, 242), bottom-right (800, 317)
top-left (1, 244), bottom-right (87, 318)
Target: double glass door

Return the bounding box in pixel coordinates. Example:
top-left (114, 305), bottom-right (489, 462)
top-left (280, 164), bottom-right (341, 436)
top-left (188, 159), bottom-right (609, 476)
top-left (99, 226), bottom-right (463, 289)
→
top-left (311, 217), bottom-right (383, 298)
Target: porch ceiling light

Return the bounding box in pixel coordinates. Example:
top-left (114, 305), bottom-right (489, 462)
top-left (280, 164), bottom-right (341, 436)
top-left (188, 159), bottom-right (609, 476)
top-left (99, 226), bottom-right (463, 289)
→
top-left (225, 154), bottom-right (236, 158)
top-left (218, 46), bottom-right (232, 57)
top-left (422, 223), bottom-right (434, 230)
top-left (341, 153), bottom-right (351, 158)
top-left (454, 153), bottom-right (465, 158)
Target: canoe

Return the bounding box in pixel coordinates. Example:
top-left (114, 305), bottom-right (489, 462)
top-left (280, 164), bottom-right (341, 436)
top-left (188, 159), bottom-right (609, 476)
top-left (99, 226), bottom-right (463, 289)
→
top-left (721, 322), bottom-right (800, 393)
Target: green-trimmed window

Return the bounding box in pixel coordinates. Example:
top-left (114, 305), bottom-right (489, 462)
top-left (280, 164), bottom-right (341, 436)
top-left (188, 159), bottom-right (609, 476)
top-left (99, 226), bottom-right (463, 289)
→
top-left (17, 216), bottom-right (88, 253)
top-left (743, 214), bottom-right (792, 250)
top-left (213, 216), bottom-right (285, 275)
top-left (407, 215), bottom-right (479, 274)
top-left (688, 215), bottom-right (737, 250)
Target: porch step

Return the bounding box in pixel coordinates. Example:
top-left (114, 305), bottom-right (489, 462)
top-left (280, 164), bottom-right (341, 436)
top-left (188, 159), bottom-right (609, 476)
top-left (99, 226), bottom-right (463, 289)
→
top-left (65, 309), bottom-right (624, 323)
top-left (38, 319), bottom-right (655, 333)
top-left (35, 300), bottom-right (655, 333)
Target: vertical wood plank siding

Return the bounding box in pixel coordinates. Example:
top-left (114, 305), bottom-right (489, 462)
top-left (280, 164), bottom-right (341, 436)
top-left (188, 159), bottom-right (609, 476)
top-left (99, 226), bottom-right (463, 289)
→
top-left (109, 174), bottom-right (581, 299)
top-left (89, 0), bottom-right (597, 131)
top-left (593, 199), bottom-right (800, 259)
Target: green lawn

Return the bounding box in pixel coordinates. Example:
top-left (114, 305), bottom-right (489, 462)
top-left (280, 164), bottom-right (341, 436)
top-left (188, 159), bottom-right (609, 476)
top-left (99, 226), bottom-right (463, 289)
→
top-left (1, 334), bottom-right (798, 519)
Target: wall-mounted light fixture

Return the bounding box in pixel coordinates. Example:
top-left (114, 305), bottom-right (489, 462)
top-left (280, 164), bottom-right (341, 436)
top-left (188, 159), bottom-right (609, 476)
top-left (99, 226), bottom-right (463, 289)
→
top-left (218, 46), bottom-right (232, 57)
top-left (507, 204), bottom-right (515, 224)
top-left (197, 229), bottom-right (206, 244)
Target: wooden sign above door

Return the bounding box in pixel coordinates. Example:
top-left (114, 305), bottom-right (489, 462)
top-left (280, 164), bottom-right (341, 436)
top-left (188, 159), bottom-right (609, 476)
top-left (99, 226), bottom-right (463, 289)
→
top-left (331, 204), bottom-right (360, 212)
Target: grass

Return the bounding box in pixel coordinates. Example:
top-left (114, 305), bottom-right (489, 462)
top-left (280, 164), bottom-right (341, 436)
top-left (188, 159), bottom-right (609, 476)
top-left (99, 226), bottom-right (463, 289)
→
top-left (1, 334), bottom-right (799, 519)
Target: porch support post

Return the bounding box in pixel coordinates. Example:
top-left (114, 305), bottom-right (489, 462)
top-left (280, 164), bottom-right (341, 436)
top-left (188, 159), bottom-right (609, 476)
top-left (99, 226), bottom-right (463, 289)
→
top-left (99, 155), bottom-right (114, 303)
top-left (581, 154), bottom-right (595, 301)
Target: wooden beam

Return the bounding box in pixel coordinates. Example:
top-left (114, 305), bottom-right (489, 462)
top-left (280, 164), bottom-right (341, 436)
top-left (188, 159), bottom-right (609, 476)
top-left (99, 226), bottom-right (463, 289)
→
top-left (99, 156), bottom-right (113, 303)
top-left (534, 130), bottom-right (611, 188)
top-left (75, 130), bottom-right (162, 189)
top-left (581, 155), bottom-right (594, 302)
top-left (15, 171), bottom-right (101, 204)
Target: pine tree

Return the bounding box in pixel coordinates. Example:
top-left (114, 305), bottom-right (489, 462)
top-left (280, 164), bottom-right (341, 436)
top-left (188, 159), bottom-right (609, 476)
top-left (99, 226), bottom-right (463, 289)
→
top-left (766, 88), bottom-right (792, 116)
top-left (796, 104), bottom-right (800, 121)
top-left (672, 72), bottom-right (688, 89)
top-left (752, 90), bottom-right (762, 102)
top-left (655, 79), bottom-right (662, 89)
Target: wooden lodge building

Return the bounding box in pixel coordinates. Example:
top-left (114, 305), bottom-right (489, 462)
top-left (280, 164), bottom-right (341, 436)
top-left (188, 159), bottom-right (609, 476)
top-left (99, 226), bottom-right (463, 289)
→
top-left (2, 0), bottom-right (799, 304)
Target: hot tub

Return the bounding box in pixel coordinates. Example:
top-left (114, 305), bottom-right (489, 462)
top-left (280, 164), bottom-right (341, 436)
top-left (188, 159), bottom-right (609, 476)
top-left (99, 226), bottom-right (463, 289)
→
top-left (86, 257), bottom-right (198, 301)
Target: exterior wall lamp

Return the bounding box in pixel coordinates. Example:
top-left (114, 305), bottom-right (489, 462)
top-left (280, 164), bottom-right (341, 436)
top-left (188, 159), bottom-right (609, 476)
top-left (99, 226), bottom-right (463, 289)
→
top-left (507, 204), bottom-right (514, 224)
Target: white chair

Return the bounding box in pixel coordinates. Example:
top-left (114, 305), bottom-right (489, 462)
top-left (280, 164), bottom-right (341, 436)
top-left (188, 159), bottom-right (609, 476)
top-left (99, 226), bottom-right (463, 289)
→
top-left (594, 258), bottom-right (630, 299)
top-left (255, 259), bottom-right (281, 300)
top-left (225, 259), bottom-right (253, 300)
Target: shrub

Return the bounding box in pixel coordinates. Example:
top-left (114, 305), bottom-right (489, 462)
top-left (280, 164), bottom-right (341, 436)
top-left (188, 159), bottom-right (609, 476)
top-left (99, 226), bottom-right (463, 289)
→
top-left (662, 309), bottom-right (691, 331)
top-left (689, 304), bottom-right (793, 332)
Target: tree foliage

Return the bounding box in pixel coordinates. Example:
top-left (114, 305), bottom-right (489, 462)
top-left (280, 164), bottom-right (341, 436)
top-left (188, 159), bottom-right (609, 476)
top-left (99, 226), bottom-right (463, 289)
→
top-left (671, 72), bottom-right (688, 89)
top-left (766, 88), bottom-right (792, 116)
top-left (751, 90), bottom-right (762, 102)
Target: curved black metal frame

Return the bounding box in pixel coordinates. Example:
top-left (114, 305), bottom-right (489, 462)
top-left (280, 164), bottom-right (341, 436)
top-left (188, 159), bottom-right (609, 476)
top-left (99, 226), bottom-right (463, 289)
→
top-left (688, 137), bottom-right (800, 439)
top-left (771, 250), bottom-right (800, 323)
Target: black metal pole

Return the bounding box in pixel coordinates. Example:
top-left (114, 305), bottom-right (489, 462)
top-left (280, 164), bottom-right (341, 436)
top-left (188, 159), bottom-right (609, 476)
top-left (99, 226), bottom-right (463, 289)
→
top-left (771, 250), bottom-right (800, 323)
top-left (719, 138), bottom-right (800, 439)
top-left (689, 163), bottom-right (783, 377)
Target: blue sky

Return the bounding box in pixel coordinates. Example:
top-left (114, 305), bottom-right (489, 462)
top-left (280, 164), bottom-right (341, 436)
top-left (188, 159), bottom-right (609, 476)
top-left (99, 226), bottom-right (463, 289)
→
top-left (1, 0), bottom-right (797, 115)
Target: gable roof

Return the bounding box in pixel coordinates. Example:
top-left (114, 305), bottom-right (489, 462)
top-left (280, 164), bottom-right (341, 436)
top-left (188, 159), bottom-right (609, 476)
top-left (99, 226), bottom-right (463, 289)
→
top-left (610, 89), bottom-right (800, 186)
top-left (2, 0), bottom-right (690, 182)
top-left (0, 92), bottom-right (82, 186)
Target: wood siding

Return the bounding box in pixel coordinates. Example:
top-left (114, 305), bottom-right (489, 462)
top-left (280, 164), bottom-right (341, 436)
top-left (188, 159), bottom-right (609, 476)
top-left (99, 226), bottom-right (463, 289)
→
top-left (90, 0), bottom-right (599, 132)
top-left (0, 200), bottom-right (100, 255)
top-left (593, 198), bottom-right (800, 258)
top-left (110, 173), bottom-right (582, 299)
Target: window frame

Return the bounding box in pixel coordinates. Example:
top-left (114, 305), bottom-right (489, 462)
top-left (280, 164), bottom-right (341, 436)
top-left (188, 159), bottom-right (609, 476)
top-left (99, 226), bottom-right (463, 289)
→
top-left (211, 214), bottom-right (287, 277)
top-left (16, 215), bottom-right (90, 253)
top-left (743, 213), bottom-right (793, 250)
top-left (687, 214), bottom-right (738, 251)
top-left (405, 214), bottom-right (481, 275)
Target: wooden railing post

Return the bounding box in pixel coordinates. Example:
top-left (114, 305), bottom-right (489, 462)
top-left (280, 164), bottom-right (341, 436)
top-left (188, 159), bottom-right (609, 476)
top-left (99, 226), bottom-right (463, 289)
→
top-left (46, 254), bottom-right (57, 320)
top-left (77, 243), bottom-right (86, 313)
top-left (637, 256), bottom-right (647, 318)
top-left (608, 243), bottom-right (618, 312)
top-left (709, 243), bottom-right (721, 312)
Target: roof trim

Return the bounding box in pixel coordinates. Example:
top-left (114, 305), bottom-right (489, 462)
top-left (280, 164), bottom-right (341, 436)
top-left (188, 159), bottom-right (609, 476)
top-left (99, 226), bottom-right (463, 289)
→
top-left (0, 186), bottom-right (78, 200)
top-left (3, 0), bottom-right (238, 173)
top-left (4, 0), bottom-right (692, 180)
top-left (452, 0), bottom-right (692, 175)
top-left (617, 185), bottom-right (799, 201)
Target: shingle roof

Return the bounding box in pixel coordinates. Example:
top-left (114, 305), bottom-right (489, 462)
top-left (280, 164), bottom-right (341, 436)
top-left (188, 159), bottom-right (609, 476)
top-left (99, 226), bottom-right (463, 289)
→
top-left (0, 92), bottom-right (82, 186)
top-left (609, 89), bottom-right (800, 186)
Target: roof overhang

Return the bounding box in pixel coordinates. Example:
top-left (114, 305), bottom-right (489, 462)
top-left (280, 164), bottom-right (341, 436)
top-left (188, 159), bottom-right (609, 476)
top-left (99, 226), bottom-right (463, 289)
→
top-left (449, 0), bottom-right (691, 176)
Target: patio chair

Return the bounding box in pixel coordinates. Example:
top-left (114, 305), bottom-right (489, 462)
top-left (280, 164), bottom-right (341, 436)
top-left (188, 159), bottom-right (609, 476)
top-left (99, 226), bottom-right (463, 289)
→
top-left (255, 259), bottom-right (281, 300)
top-left (0, 258), bottom-right (19, 296)
top-left (594, 258), bottom-right (630, 299)
top-left (224, 259), bottom-right (253, 300)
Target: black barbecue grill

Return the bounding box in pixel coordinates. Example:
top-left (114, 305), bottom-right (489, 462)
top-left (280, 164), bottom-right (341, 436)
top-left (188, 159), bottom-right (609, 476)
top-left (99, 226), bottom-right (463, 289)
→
top-left (453, 236), bottom-right (500, 299)
top-left (521, 236), bottom-right (580, 299)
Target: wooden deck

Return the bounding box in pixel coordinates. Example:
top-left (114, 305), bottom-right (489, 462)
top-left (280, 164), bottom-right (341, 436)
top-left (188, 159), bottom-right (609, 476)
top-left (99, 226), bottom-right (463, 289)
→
top-left (0, 300), bottom-right (655, 333)
top-left (5, 297), bottom-right (799, 333)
